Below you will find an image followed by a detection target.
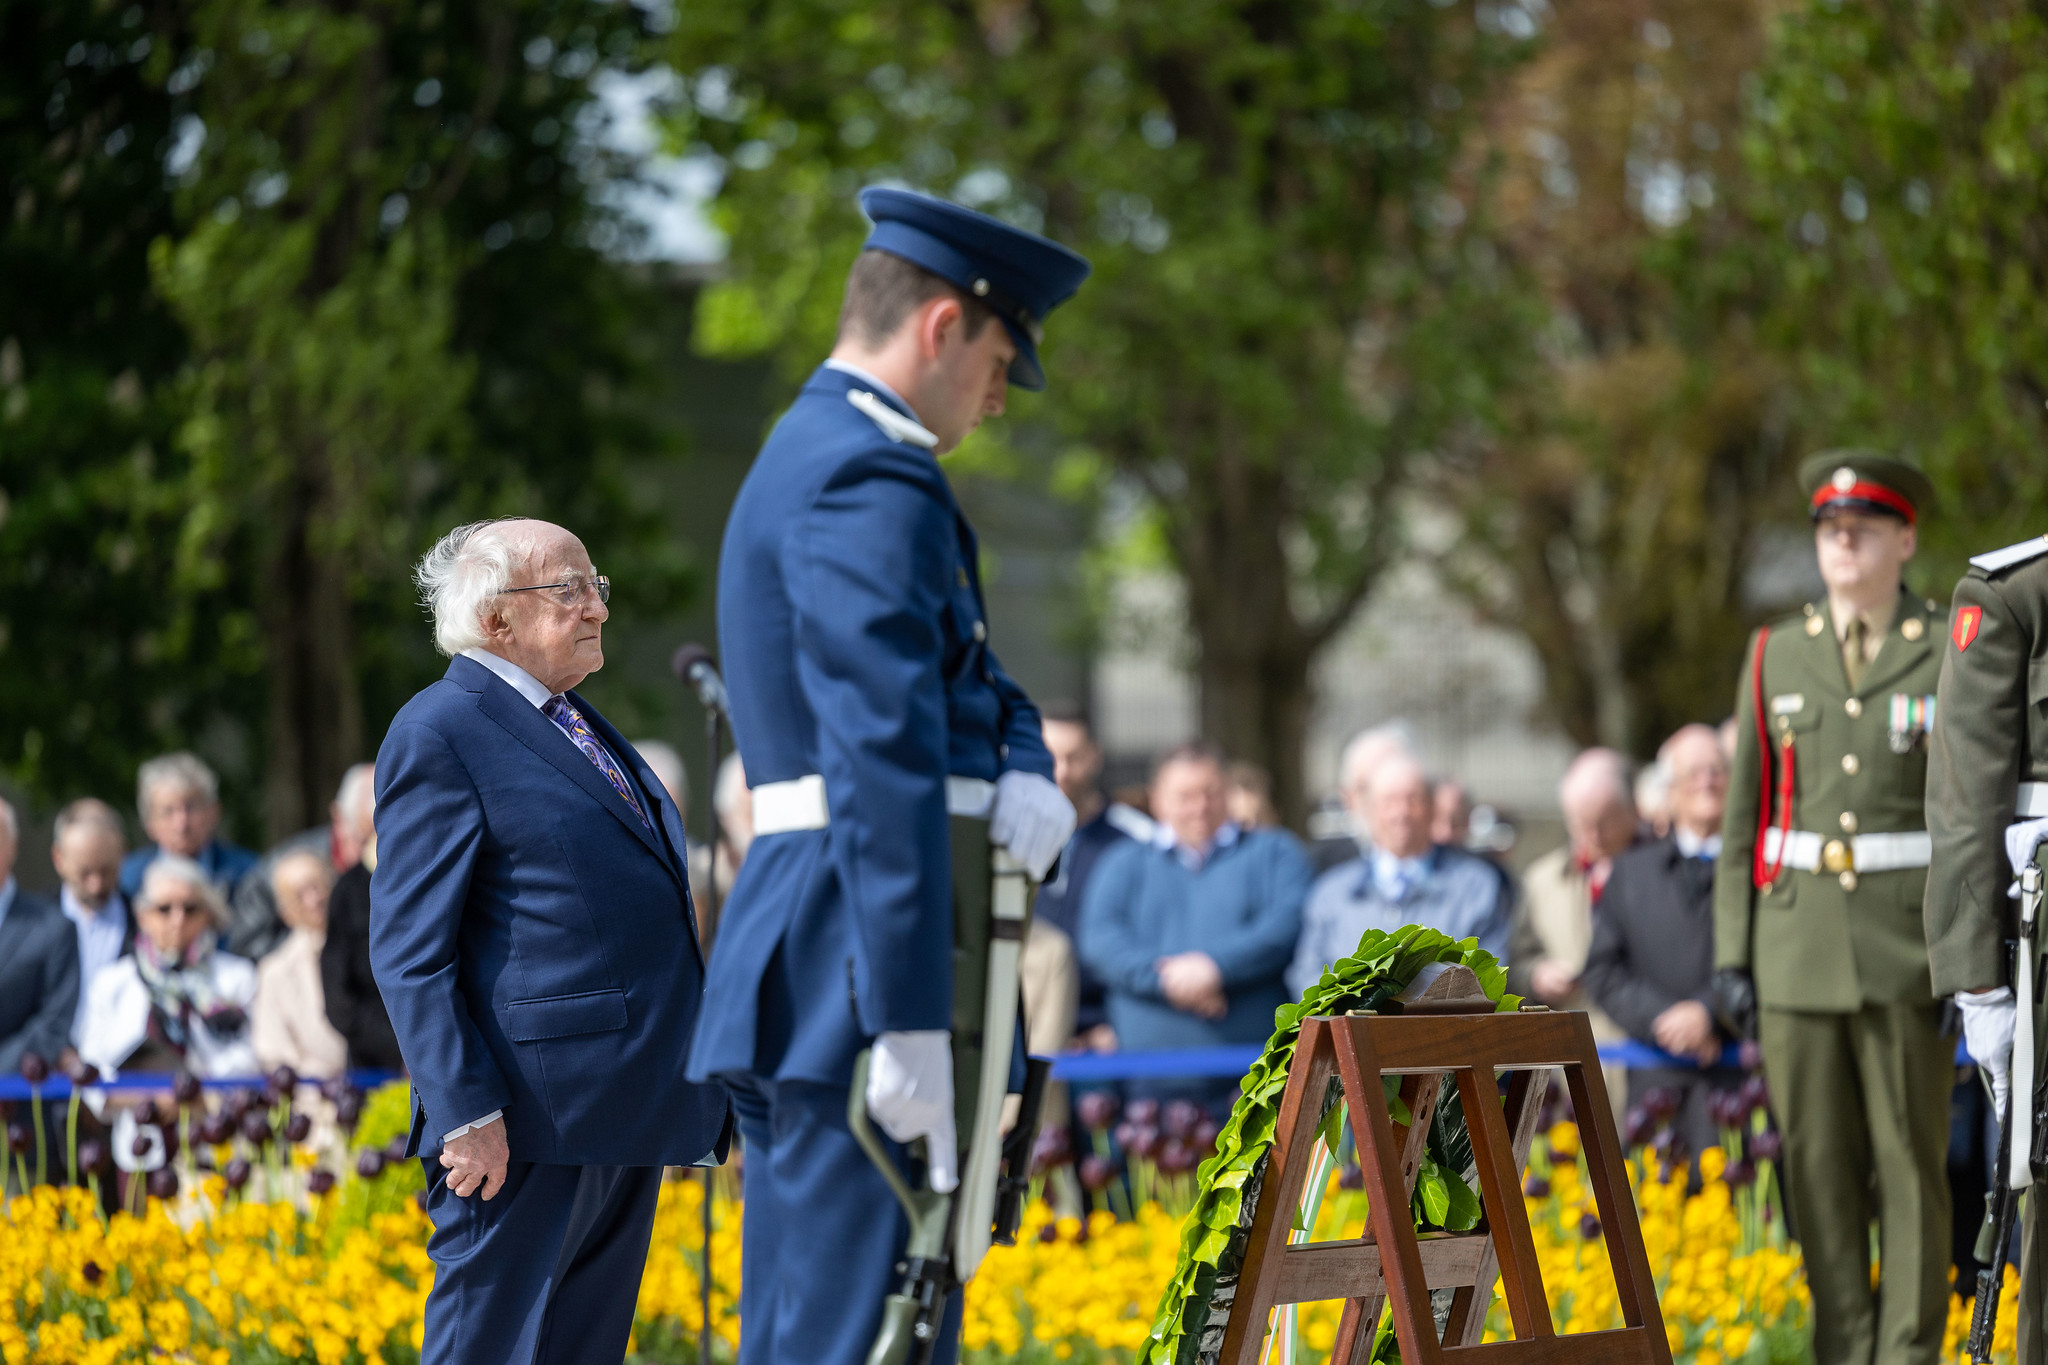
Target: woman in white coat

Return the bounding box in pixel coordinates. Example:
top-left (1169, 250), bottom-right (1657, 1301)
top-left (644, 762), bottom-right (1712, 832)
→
top-left (79, 854), bottom-right (260, 1079)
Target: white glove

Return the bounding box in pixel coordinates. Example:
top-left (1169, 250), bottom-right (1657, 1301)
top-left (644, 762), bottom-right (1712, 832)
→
top-left (2008, 817), bottom-right (2048, 892)
top-left (1961, 986), bottom-right (2017, 1118)
top-left (990, 770), bottom-right (1076, 881)
top-left (866, 1029), bottom-right (958, 1193)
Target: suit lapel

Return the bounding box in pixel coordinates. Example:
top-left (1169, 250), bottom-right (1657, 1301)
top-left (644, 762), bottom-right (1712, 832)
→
top-left (572, 693), bottom-right (694, 891)
top-left (470, 674), bottom-right (671, 865)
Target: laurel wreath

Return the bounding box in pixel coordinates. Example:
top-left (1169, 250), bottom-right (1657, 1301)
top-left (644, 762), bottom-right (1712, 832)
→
top-left (1136, 925), bottom-right (1520, 1365)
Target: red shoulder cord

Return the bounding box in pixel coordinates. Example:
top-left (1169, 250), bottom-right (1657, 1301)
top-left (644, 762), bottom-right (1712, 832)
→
top-left (1750, 626), bottom-right (1795, 889)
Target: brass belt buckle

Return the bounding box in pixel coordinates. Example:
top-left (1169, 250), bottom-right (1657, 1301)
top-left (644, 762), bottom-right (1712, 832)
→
top-left (1822, 838), bottom-right (1855, 874)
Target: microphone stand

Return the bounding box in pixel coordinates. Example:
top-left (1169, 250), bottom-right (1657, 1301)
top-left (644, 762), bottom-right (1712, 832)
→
top-left (672, 643), bottom-right (729, 1365)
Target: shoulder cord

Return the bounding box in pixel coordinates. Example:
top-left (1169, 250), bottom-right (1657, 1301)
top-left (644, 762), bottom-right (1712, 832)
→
top-left (1750, 626), bottom-right (1796, 890)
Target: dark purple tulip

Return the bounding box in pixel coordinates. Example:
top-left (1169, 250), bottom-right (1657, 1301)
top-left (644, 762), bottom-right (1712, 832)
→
top-left (173, 1071), bottom-right (204, 1108)
top-left (1622, 1106), bottom-right (1653, 1150)
top-left (221, 1090), bottom-right (253, 1122)
top-left (1127, 1125), bottom-right (1162, 1161)
top-left (1075, 1090), bottom-right (1120, 1133)
top-left (1157, 1138), bottom-right (1196, 1175)
top-left (7, 1121), bottom-right (33, 1155)
top-left (1750, 1128), bottom-right (1783, 1163)
top-left (205, 1004), bottom-right (247, 1036)
top-left (356, 1149), bottom-right (386, 1180)
top-left (1161, 1099), bottom-right (1202, 1141)
top-left (1037, 1221), bottom-right (1059, 1244)
top-left (222, 1157), bottom-right (252, 1191)
top-left (1338, 1163), bottom-right (1366, 1191)
top-left (1642, 1087), bottom-right (1681, 1121)
top-left (283, 1113), bottom-right (313, 1144)
top-left (18, 1051), bottom-right (47, 1085)
top-left (1112, 1120), bottom-right (1139, 1153)
top-left (239, 1111), bottom-right (271, 1147)
top-left (76, 1138), bottom-right (109, 1174)
top-left (1738, 1039), bottom-right (1763, 1071)
top-left (81, 1261), bottom-right (102, 1285)
top-left (319, 1077), bottom-right (346, 1102)
top-left (1030, 1125), bottom-right (1072, 1173)
top-left (196, 1113), bottom-right (233, 1147)
top-left (335, 1089), bottom-right (364, 1130)
top-left (64, 1055), bottom-right (101, 1085)
top-left (1724, 1159), bottom-right (1757, 1188)
top-left (147, 1167), bottom-right (180, 1201)
top-left (1705, 1091), bottom-right (1737, 1129)
top-left (1126, 1097), bottom-right (1161, 1128)
top-left (131, 1131), bottom-right (155, 1159)
top-left (307, 1169), bottom-right (336, 1196)
top-left (1077, 1153), bottom-right (1114, 1192)
top-left (1739, 1073), bottom-right (1770, 1113)
top-left (384, 1134), bottom-right (410, 1163)
top-left (258, 1080), bottom-right (284, 1109)
top-left (1524, 1174), bottom-right (1551, 1199)
top-left (1193, 1119), bottom-right (1222, 1155)
top-left (269, 1065), bottom-right (299, 1095)
top-left (1579, 1212), bottom-right (1602, 1241)
top-left (131, 1097), bottom-right (161, 1128)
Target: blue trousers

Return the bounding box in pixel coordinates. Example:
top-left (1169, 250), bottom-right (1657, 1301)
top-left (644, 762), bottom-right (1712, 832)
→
top-left (418, 1158), bottom-right (662, 1365)
top-left (728, 1077), bottom-right (962, 1365)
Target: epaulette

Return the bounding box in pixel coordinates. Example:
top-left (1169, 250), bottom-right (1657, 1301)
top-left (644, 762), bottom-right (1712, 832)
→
top-left (1969, 534), bottom-right (2048, 577)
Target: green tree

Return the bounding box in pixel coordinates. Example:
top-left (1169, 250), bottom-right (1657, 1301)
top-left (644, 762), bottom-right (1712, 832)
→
top-left (1740, 0), bottom-right (2048, 572)
top-left (666, 0), bottom-right (1538, 825)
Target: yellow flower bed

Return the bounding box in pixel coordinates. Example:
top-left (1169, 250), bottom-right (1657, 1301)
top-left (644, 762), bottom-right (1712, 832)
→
top-left (0, 1120), bottom-right (2020, 1363)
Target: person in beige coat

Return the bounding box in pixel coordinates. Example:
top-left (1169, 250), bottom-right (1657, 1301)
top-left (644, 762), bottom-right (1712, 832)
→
top-left (251, 848), bottom-right (348, 1078)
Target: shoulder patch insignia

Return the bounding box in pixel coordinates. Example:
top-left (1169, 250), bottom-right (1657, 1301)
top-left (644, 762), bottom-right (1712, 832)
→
top-left (1953, 605), bottom-right (1983, 652)
top-left (1969, 534), bottom-right (2048, 576)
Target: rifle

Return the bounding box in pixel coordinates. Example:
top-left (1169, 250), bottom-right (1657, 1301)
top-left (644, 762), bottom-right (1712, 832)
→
top-left (850, 841), bottom-right (1040, 1365)
top-left (1969, 862), bottom-right (2043, 1362)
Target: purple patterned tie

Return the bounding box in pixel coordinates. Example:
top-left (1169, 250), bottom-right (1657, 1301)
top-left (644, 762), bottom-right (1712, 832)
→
top-left (542, 695), bottom-right (652, 831)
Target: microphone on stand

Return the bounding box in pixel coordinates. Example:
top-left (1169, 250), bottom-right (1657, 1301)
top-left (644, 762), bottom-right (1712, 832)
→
top-left (670, 643), bottom-right (730, 721)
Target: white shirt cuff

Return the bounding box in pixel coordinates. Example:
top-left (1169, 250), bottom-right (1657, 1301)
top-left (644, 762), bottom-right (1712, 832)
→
top-left (442, 1110), bottom-right (503, 1142)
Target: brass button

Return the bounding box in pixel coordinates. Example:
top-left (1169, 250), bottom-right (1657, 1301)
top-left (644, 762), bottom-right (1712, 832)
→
top-left (1778, 715), bottom-right (1791, 732)
top-left (1901, 617), bottom-right (1924, 642)
top-left (1842, 753), bottom-right (1860, 775)
top-left (1840, 811), bottom-right (1859, 833)
top-left (1761, 879), bottom-right (1776, 897)
top-left (1845, 697), bottom-right (1863, 718)
top-left (1822, 839), bottom-right (1853, 873)
top-left (1806, 615), bottom-right (1826, 637)
top-left (971, 620), bottom-right (987, 642)
top-left (1839, 869), bottom-right (1859, 892)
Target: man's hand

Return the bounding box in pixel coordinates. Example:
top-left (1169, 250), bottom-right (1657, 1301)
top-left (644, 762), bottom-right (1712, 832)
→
top-left (1157, 952), bottom-right (1226, 1020)
top-left (1653, 1000), bottom-right (1722, 1067)
top-left (866, 1030), bottom-right (958, 1193)
top-left (1960, 987), bottom-right (2017, 1117)
top-left (1528, 959), bottom-right (1578, 1005)
top-left (440, 1117), bottom-right (510, 1200)
top-left (1079, 1023), bottom-right (1119, 1054)
top-left (990, 771), bottom-right (1077, 881)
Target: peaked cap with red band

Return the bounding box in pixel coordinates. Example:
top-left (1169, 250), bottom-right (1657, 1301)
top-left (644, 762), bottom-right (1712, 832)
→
top-left (1797, 450), bottom-right (1935, 526)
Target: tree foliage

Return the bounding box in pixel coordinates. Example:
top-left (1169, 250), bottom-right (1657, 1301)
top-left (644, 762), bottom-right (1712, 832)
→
top-left (665, 0), bottom-right (1540, 825)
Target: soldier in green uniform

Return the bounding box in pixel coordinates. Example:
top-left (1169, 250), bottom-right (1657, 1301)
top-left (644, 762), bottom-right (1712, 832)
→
top-left (1925, 527), bottom-right (2048, 1365)
top-left (1712, 453), bottom-right (1952, 1365)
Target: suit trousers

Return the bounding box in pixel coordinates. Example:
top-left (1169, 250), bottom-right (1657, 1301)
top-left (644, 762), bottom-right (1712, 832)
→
top-left (418, 1156), bottom-right (662, 1365)
top-left (728, 1075), bottom-right (963, 1365)
top-left (1759, 1004), bottom-right (1953, 1365)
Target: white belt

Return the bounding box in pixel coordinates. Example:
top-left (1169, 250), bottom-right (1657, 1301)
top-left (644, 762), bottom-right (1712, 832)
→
top-left (751, 774), bottom-right (997, 835)
top-left (2019, 782), bottom-right (2048, 818)
top-left (1763, 827), bottom-right (1931, 874)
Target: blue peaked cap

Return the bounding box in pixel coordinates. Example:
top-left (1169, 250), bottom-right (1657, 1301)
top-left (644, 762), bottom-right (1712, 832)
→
top-left (858, 187), bottom-right (1092, 391)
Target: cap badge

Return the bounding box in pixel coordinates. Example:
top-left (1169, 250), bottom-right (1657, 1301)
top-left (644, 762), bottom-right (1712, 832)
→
top-left (1831, 467), bottom-right (1857, 491)
top-left (972, 278), bottom-right (990, 296)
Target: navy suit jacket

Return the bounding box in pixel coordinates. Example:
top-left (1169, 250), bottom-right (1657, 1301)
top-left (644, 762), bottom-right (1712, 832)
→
top-left (688, 364), bottom-right (1054, 1087)
top-left (370, 655), bottom-right (728, 1165)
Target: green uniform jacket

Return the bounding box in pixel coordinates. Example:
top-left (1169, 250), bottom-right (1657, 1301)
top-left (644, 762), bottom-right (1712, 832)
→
top-left (1715, 589), bottom-right (1944, 1011)
top-left (1925, 539), bottom-right (2048, 996)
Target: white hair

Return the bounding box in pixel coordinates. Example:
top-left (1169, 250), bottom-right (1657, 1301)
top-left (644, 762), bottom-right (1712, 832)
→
top-left (1339, 721), bottom-right (1418, 793)
top-left (1558, 747), bottom-right (1636, 817)
top-left (333, 762), bottom-right (375, 819)
top-left (54, 797), bottom-right (123, 845)
top-left (137, 751), bottom-right (219, 818)
top-left (416, 518), bottom-right (528, 658)
top-left (137, 853), bottom-right (230, 929)
top-left (1364, 752), bottom-right (1431, 801)
top-left (0, 795), bottom-right (16, 845)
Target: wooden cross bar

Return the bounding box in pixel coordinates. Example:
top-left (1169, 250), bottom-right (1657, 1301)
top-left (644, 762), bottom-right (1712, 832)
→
top-left (1214, 964), bottom-right (1671, 1365)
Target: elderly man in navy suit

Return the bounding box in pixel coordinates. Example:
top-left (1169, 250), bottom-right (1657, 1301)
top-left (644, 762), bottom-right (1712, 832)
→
top-left (371, 517), bottom-right (728, 1365)
top-left (690, 189), bottom-right (1090, 1365)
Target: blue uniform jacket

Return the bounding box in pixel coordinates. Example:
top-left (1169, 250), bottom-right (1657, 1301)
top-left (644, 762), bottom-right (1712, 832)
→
top-left (688, 364), bottom-right (1054, 1087)
top-left (370, 655), bottom-right (729, 1166)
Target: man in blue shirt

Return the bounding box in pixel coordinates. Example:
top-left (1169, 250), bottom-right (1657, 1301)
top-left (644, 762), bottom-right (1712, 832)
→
top-left (1079, 743), bottom-right (1312, 1114)
top-left (1289, 754), bottom-right (1516, 995)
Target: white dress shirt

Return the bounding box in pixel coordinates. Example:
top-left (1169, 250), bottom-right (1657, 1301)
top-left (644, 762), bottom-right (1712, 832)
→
top-left (62, 887), bottom-right (129, 1044)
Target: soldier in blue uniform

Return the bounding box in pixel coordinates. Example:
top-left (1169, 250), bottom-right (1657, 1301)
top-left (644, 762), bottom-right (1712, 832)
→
top-left (687, 188), bottom-right (1092, 1365)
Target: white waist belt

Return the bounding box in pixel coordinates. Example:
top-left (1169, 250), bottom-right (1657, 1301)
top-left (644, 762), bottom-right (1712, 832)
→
top-left (751, 774), bottom-right (997, 835)
top-left (1763, 827), bottom-right (1931, 874)
top-left (2020, 782), bottom-right (2048, 818)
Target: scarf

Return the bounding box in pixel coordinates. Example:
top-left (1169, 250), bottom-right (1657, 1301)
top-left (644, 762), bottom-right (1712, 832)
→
top-left (134, 933), bottom-right (246, 1053)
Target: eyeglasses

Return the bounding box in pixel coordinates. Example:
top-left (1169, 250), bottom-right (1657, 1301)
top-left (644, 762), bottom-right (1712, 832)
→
top-left (502, 573), bottom-right (610, 608)
top-left (147, 900), bottom-right (209, 918)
